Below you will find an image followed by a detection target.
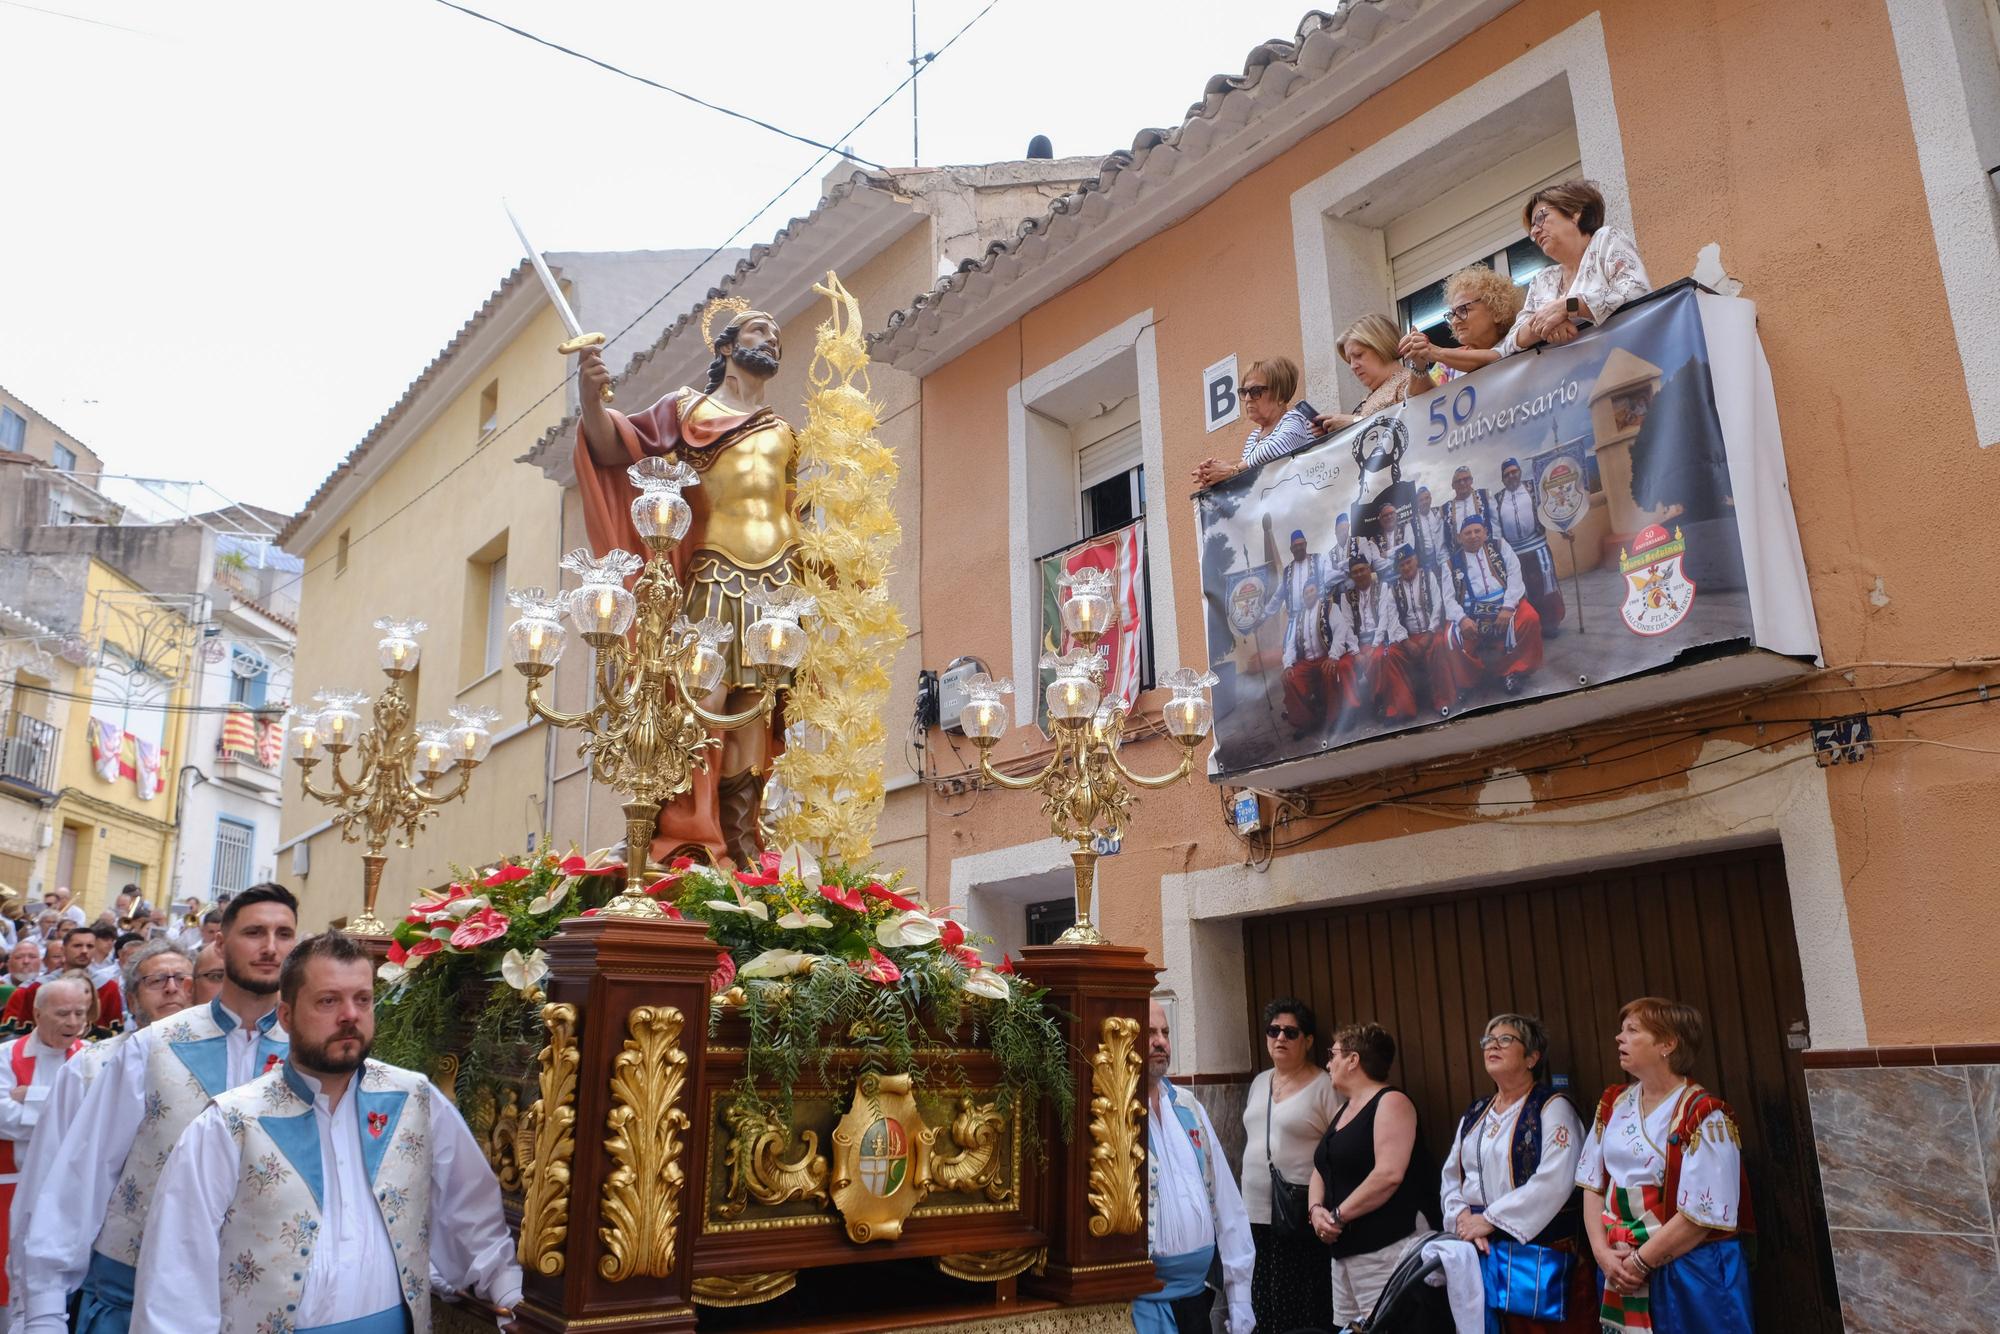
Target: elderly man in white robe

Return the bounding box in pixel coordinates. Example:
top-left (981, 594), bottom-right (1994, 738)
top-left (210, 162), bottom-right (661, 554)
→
top-left (5, 944), bottom-right (193, 1331)
top-left (134, 930), bottom-right (521, 1334)
top-left (1138, 998), bottom-right (1255, 1334)
top-left (0, 977), bottom-right (90, 1331)
top-left (15, 884), bottom-right (298, 1334)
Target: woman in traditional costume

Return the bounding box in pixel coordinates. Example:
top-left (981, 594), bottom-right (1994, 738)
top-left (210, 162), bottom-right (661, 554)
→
top-left (1576, 998), bottom-right (1755, 1333)
top-left (1440, 1012), bottom-right (1596, 1332)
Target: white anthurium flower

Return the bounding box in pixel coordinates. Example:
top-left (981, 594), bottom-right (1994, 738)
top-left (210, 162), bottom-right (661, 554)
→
top-left (773, 844), bottom-right (822, 889)
top-left (528, 882), bottom-right (569, 915)
top-left (776, 910), bottom-right (833, 931)
top-left (706, 896), bottom-right (771, 921)
top-left (446, 895), bottom-right (490, 919)
top-left (499, 948), bottom-right (549, 993)
top-left (876, 909), bottom-right (942, 948)
top-left (739, 948), bottom-right (816, 979)
top-left (377, 961), bottom-right (408, 985)
top-left (962, 967), bottom-right (1011, 1000)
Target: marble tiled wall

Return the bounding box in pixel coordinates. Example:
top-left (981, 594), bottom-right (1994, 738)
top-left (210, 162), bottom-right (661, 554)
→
top-left (1805, 1062), bottom-right (2000, 1332)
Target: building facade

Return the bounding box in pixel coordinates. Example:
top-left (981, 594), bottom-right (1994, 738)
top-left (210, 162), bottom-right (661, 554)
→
top-left (876, 2), bottom-right (2000, 1328)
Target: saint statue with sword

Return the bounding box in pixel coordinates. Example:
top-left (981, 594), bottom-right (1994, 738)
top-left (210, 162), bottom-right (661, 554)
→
top-left (508, 204), bottom-right (802, 869)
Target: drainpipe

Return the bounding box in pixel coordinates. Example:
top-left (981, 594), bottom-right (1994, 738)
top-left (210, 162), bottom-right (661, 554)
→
top-left (168, 763), bottom-right (204, 905)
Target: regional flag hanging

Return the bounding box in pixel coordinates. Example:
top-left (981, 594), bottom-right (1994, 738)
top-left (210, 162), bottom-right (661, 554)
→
top-left (1035, 518), bottom-right (1149, 735)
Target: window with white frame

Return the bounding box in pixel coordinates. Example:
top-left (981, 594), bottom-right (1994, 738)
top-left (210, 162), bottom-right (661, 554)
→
top-left (229, 646), bottom-right (270, 709)
top-left (211, 818), bottom-right (254, 897)
top-left (51, 442), bottom-right (76, 471)
top-left (0, 408), bottom-right (23, 452)
top-left (1066, 408), bottom-right (1155, 689)
top-left (483, 552), bottom-right (509, 675)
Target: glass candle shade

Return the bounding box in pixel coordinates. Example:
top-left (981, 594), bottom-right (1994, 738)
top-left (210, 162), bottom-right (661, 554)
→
top-left (290, 712), bottom-right (322, 759)
top-left (631, 488), bottom-right (692, 543)
top-left (1044, 672), bottom-right (1099, 724)
top-left (415, 725), bottom-right (451, 779)
top-left (1060, 589), bottom-right (1114, 642)
top-left (1164, 692), bottom-right (1214, 743)
top-left (960, 695), bottom-right (1008, 741)
top-left (450, 708), bottom-right (497, 764)
top-left (507, 612), bottom-right (567, 673)
top-left (744, 616), bottom-right (807, 670)
top-left (317, 700), bottom-right (364, 750)
top-left (376, 630), bottom-right (422, 673)
top-left (686, 641), bottom-right (728, 694)
top-left (569, 582), bottom-right (636, 638)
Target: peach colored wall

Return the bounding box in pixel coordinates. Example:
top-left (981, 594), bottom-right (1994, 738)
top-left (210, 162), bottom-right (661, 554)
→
top-left (916, 0), bottom-right (2000, 1044)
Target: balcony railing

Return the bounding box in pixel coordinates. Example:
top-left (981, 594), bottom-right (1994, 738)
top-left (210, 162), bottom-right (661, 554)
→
top-left (0, 715), bottom-right (60, 793)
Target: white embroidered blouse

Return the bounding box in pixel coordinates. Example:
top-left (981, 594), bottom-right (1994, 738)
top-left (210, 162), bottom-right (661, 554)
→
top-left (1499, 227), bottom-right (1652, 357)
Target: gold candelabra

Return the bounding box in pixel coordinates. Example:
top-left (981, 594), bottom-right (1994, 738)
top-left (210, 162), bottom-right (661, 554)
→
top-left (290, 619), bottom-right (493, 936)
top-left (507, 459), bottom-right (807, 918)
top-left (955, 569), bottom-right (1216, 945)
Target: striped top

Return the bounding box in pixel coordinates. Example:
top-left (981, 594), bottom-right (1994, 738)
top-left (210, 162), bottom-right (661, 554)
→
top-left (1239, 406), bottom-right (1321, 469)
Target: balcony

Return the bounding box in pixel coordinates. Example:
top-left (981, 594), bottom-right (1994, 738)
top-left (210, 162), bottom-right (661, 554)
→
top-left (1191, 281), bottom-right (1821, 789)
top-left (215, 708), bottom-right (285, 796)
top-left (0, 715), bottom-right (60, 797)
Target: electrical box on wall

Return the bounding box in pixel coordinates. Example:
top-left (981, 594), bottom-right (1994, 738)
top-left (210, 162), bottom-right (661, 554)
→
top-left (291, 841), bottom-right (310, 877)
top-left (936, 657), bottom-right (990, 734)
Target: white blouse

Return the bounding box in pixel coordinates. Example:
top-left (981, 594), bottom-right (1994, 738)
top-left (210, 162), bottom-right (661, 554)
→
top-left (1575, 1083), bottom-right (1744, 1231)
top-left (1439, 1093), bottom-right (1583, 1243)
top-left (1499, 226), bottom-right (1652, 356)
top-left (1239, 1068), bottom-right (1341, 1225)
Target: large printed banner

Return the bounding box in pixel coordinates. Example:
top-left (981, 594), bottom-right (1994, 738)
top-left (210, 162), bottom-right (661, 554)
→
top-left (1194, 282), bottom-right (1819, 780)
top-left (1037, 519), bottom-right (1147, 735)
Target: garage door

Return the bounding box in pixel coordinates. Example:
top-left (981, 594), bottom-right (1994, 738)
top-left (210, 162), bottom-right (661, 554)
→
top-left (1242, 846), bottom-right (1840, 1331)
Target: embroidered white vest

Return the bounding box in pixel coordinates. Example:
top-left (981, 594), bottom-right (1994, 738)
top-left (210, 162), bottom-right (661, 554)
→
top-left (212, 1060), bottom-right (434, 1334)
top-left (1145, 1081), bottom-right (1217, 1254)
top-left (94, 1000), bottom-right (287, 1267)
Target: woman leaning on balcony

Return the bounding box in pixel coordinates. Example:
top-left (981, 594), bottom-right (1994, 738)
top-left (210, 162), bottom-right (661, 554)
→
top-left (1399, 263), bottom-right (1527, 384)
top-left (1318, 314), bottom-right (1423, 432)
top-left (1501, 179), bottom-right (1652, 356)
top-left (1190, 354), bottom-right (1321, 488)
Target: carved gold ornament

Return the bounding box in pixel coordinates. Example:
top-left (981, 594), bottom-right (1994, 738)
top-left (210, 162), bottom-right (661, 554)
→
top-left (478, 1085), bottom-right (523, 1195)
top-left (691, 1270), bottom-right (798, 1307)
top-left (516, 1001), bottom-right (579, 1275)
top-left (829, 1071), bottom-right (935, 1243)
top-left (599, 1005), bottom-right (693, 1281)
top-left (719, 1098), bottom-right (830, 1218)
top-left (935, 1246), bottom-right (1046, 1283)
top-left (433, 1052), bottom-right (460, 1105)
top-left (928, 1094), bottom-right (1013, 1203)
top-left (1085, 1015), bottom-right (1146, 1237)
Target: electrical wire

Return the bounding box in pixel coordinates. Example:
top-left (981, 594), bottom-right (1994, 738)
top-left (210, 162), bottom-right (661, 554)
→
top-left (428, 0), bottom-right (889, 169)
top-left (260, 0), bottom-right (1004, 608)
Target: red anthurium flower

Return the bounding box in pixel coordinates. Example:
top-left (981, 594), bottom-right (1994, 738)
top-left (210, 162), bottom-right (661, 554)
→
top-left (408, 937), bottom-right (444, 959)
top-left (645, 876), bottom-right (679, 897)
top-left (710, 950), bottom-right (736, 993)
top-left (862, 882), bottom-right (922, 913)
top-left (817, 882), bottom-right (865, 913)
top-left (948, 943), bottom-right (983, 967)
top-left (557, 855), bottom-right (589, 876)
top-left (996, 953), bottom-right (1015, 975)
top-left (448, 907), bottom-right (511, 950)
top-left (853, 947), bottom-right (902, 985)
top-left (670, 855), bottom-right (696, 871)
top-left (940, 920), bottom-right (966, 950)
top-left (385, 941), bottom-right (409, 965)
top-left (482, 864), bottom-right (532, 887)
top-left (582, 908), bottom-right (601, 917)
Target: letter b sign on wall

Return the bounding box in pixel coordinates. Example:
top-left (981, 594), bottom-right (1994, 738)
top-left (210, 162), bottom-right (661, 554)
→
top-left (1203, 355), bottom-right (1240, 433)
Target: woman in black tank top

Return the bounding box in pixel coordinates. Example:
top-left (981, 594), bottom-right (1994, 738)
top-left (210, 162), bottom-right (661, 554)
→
top-left (1308, 1023), bottom-right (1435, 1327)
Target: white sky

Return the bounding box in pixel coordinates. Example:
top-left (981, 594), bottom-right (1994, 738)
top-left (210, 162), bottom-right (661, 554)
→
top-left (0, 0), bottom-right (1322, 515)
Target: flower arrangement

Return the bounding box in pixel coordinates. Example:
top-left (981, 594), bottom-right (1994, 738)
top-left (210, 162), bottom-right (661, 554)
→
top-left (371, 844), bottom-right (1073, 1146)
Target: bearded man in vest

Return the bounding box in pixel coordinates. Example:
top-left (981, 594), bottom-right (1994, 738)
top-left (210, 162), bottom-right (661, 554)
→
top-left (0, 976), bottom-right (88, 1330)
top-left (15, 884), bottom-right (298, 1334)
top-left (133, 930), bottom-right (521, 1334)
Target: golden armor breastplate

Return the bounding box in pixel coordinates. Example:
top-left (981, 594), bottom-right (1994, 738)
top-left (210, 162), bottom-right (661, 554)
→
top-left (679, 393), bottom-right (801, 571)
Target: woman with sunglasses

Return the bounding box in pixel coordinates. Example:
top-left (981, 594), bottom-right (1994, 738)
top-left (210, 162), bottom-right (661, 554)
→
top-left (1191, 355), bottom-right (1320, 488)
top-left (1441, 1013), bottom-right (1596, 1332)
top-left (1500, 179), bottom-right (1651, 356)
top-left (1399, 264), bottom-right (1527, 384)
top-left (1239, 998), bottom-right (1341, 1332)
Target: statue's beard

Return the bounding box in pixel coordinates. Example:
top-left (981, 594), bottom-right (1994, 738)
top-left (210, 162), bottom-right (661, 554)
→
top-left (731, 344), bottom-right (780, 380)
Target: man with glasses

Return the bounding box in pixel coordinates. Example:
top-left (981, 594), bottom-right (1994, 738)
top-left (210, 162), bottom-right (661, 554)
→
top-left (190, 944), bottom-right (225, 1005)
top-left (0, 977), bottom-right (88, 1331)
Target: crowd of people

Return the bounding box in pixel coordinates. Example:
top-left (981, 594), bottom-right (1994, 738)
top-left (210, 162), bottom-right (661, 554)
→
top-left (1190, 180), bottom-right (1652, 735)
top-left (1143, 994), bottom-right (1754, 1334)
top-left (0, 881), bottom-right (521, 1333)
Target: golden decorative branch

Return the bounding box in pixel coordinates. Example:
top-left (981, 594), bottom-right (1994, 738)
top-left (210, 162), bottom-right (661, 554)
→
top-left (516, 1001), bottom-right (579, 1275)
top-left (1085, 1015), bottom-right (1146, 1237)
top-left (598, 1005), bottom-right (692, 1281)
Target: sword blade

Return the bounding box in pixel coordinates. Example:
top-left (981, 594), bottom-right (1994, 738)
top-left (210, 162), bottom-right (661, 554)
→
top-left (503, 200), bottom-right (585, 341)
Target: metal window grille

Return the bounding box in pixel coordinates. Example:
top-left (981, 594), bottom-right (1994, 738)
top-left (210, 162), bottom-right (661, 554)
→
top-left (211, 820), bottom-right (254, 897)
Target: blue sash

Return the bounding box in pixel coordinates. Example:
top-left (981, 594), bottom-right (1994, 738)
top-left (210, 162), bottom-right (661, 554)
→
top-left (1131, 1245), bottom-right (1214, 1333)
top-left (300, 1306), bottom-right (413, 1334)
top-left (1648, 1238), bottom-right (1754, 1334)
top-left (76, 1251), bottom-right (136, 1334)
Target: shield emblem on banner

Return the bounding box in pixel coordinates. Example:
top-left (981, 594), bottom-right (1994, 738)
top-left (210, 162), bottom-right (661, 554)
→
top-left (831, 1072), bottom-right (934, 1242)
top-left (1225, 570), bottom-right (1270, 636)
top-left (1618, 524), bottom-right (1697, 635)
top-left (1537, 452), bottom-right (1588, 533)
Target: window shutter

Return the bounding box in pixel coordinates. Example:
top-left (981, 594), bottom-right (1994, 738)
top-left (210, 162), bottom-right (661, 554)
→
top-left (1077, 423), bottom-right (1143, 492)
top-left (1386, 130), bottom-right (1582, 298)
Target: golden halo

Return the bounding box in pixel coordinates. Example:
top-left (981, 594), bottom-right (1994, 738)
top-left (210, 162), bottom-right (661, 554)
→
top-left (700, 295), bottom-right (751, 346)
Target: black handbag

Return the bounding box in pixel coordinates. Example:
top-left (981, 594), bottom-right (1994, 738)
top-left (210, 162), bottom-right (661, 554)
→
top-left (1264, 1076), bottom-right (1316, 1242)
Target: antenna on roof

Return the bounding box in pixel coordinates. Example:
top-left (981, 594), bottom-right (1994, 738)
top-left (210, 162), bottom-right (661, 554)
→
top-left (1027, 135), bottom-right (1054, 160)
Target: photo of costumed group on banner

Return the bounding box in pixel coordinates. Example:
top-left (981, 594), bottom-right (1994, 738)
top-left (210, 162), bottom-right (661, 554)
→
top-left (1194, 280), bottom-right (1820, 779)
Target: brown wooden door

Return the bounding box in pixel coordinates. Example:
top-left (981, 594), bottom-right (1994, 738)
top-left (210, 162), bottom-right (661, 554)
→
top-left (1242, 846), bottom-right (1840, 1332)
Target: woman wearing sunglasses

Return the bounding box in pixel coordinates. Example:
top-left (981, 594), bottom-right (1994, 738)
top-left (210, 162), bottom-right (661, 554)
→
top-left (1239, 998), bottom-right (1341, 1332)
top-left (1190, 355), bottom-right (1321, 488)
top-left (1399, 264), bottom-right (1526, 384)
top-left (1441, 1013), bottom-right (1596, 1332)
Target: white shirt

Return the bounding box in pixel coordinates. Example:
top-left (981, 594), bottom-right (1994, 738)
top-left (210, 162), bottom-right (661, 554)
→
top-left (1413, 507), bottom-right (1447, 564)
top-left (1439, 1093), bottom-right (1584, 1243)
top-left (132, 1072), bottom-right (522, 1332)
top-left (1495, 484), bottom-right (1547, 551)
top-left (1576, 1083), bottom-right (1744, 1231)
top-left (1268, 554), bottom-right (1335, 669)
top-left (1150, 1081), bottom-right (1254, 1334)
top-left (1393, 568), bottom-right (1451, 635)
top-left (86, 958), bottom-right (118, 988)
top-left (15, 1000), bottom-right (285, 1330)
top-left (1499, 226), bottom-right (1652, 357)
top-left (1239, 1069), bottom-right (1340, 1225)
top-left (0, 1034), bottom-right (75, 1156)
top-left (1446, 536), bottom-right (1528, 617)
top-left (1346, 580), bottom-right (1408, 649)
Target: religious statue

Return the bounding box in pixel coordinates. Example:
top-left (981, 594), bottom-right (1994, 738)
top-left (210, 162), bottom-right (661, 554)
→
top-left (572, 297), bottom-right (803, 867)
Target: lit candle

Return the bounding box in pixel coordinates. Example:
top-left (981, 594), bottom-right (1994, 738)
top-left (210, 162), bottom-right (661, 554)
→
top-left (595, 588), bottom-right (616, 632)
top-left (425, 741), bottom-right (445, 772)
top-left (298, 729), bottom-right (317, 754)
top-left (460, 729), bottom-right (478, 756)
top-left (528, 622), bottom-right (545, 654)
top-left (328, 716), bottom-right (347, 740)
